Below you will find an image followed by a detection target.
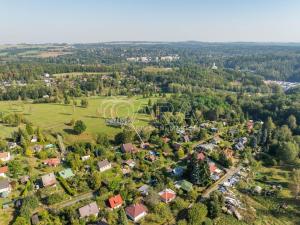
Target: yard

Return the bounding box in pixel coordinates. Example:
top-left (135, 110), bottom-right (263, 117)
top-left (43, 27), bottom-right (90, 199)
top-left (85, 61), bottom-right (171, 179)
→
top-left (0, 95), bottom-right (156, 143)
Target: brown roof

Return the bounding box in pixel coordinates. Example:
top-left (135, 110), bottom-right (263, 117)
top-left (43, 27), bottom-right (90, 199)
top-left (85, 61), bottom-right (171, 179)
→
top-left (121, 143), bottom-right (137, 153)
top-left (0, 152), bottom-right (9, 159)
top-left (125, 203), bottom-right (147, 219)
top-left (0, 179), bottom-right (10, 189)
top-left (97, 159), bottom-right (111, 169)
top-left (41, 173), bottom-right (57, 187)
top-left (43, 158), bottom-right (60, 166)
top-left (0, 166), bottom-right (8, 174)
top-left (79, 202), bottom-right (99, 218)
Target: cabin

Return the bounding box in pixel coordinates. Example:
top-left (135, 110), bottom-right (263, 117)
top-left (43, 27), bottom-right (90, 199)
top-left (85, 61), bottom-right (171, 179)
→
top-left (124, 159), bottom-right (135, 168)
top-left (159, 188), bottom-right (176, 203)
top-left (0, 166), bottom-right (8, 177)
top-left (138, 184), bottom-right (150, 196)
top-left (7, 142), bottom-right (17, 149)
top-left (0, 152), bottom-right (11, 162)
top-left (125, 203), bottom-right (148, 222)
top-left (79, 202), bottom-right (99, 218)
top-left (0, 179), bottom-right (11, 197)
top-left (43, 158), bottom-right (61, 167)
top-left (108, 194), bottom-right (123, 209)
top-left (121, 143), bottom-right (138, 154)
top-left (97, 160), bottom-right (112, 172)
top-left (41, 173), bottom-right (57, 187)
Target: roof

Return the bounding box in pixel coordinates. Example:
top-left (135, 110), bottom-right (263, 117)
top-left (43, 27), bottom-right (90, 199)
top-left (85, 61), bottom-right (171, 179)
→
top-left (159, 188), bottom-right (176, 201)
top-left (179, 180), bottom-right (193, 192)
top-left (121, 143), bottom-right (137, 153)
top-left (209, 163), bottom-right (217, 173)
top-left (0, 179), bottom-right (10, 189)
top-left (138, 184), bottom-right (150, 193)
top-left (43, 158), bottom-right (60, 166)
top-left (108, 194), bottom-right (123, 208)
top-left (41, 173), bottom-right (57, 187)
top-left (125, 203), bottom-right (147, 218)
top-left (98, 159), bottom-right (111, 168)
top-left (31, 214), bottom-right (40, 225)
top-left (58, 168), bottom-right (74, 179)
top-left (0, 152), bottom-right (9, 159)
top-left (79, 202), bottom-right (99, 218)
top-left (0, 166), bottom-right (8, 174)
top-left (197, 152), bottom-right (206, 161)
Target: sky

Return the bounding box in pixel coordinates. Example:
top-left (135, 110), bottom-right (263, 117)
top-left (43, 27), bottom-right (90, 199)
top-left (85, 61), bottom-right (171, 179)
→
top-left (0, 0), bottom-right (299, 44)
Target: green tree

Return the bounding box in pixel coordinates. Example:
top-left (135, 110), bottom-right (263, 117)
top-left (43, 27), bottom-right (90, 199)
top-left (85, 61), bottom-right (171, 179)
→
top-left (188, 154), bottom-right (211, 186)
top-left (187, 203), bottom-right (208, 225)
top-left (277, 141), bottom-right (299, 163)
top-left (96, 133), bottom-right (110, 147)
top-left (81, 99), bottom-right (89, 108)
top-left (73, 120), bottom-right (87, 134)
top-left (118, 208), bottom-right (128, 225)
top-left (25, 123), bottom-right (34, 135)
top-left (287, 115), bottom-right (297, 130)
top-left (290, 169), bottom-right (300, 199)
top-left (177, 148), bottom-right (185, 159)
top-left (13, 217), bottom-right (29, 225)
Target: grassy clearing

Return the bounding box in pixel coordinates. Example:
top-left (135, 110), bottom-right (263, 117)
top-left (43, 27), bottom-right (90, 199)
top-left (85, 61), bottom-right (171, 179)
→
top-left (0, 96), bottom-right (156, 143)
top-left (142, 66), bottom-right (175, 73)
top-left (53, 72), bottom-right (109, 77)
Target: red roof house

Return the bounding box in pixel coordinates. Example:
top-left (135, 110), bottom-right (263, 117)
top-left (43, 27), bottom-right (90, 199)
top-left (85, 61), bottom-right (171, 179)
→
top-left (43, 158), bottom-right (61, 167)
top-left (121, 143), bottom-right (138, 154)
top-left (159, 188), bottom-right (176, 203)
top-left (209, 163), bottom-right (217, 174)
top-left (197, 152), bottom-right (206, 161)
top-left (0, 166), bottom-right (8, 177)
top-left (125, 203), bottom-right (148, 222)
top-left (108, 194), bottom-right (123, 209)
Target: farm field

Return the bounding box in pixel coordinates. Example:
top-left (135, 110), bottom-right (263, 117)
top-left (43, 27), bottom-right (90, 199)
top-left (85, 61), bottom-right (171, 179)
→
top-left (0, 95), bottom-right (156, 143)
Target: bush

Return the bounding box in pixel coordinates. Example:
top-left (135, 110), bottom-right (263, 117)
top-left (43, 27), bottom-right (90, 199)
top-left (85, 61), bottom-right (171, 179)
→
top-left (73, 120), bottom-right (87, 134)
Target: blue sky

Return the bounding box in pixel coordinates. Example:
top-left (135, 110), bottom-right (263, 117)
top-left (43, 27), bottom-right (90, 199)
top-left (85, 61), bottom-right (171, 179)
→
top-left (0, 0), bottom-right (299, 43)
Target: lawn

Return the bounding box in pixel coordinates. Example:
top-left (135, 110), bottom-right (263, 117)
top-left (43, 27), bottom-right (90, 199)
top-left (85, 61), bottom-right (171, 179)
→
top-left (52, 72), bottom-right (109, 77)
top-left (0, 95), bottom-right (156, 143)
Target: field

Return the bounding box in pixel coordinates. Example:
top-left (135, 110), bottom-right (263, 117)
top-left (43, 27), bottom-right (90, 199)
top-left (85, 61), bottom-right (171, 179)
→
top-left (52, 72), bottom-right (109, 77)
top-left (0, 96), bottom-right (156, 143)
top-left (142, 66), bottom-right (175, 73)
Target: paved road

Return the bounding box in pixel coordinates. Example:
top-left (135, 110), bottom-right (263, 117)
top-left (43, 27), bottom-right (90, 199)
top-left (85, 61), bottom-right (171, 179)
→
top-left (202, 165), bottom-right (242, 198)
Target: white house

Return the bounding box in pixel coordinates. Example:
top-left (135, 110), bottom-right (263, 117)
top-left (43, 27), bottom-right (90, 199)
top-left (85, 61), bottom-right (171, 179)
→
top-left (0, 179), bottom-right (11, 197)
top-left (0, 152), bottom-right (11, 162)
top-left (97, 160), bottom-right (112, 172)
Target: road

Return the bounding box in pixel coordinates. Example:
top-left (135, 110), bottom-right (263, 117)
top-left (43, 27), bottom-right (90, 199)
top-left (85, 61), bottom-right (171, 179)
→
top-left (202, 164), bottom-right (242, 198)
top-left (50, 191), bottom-right (95, 210)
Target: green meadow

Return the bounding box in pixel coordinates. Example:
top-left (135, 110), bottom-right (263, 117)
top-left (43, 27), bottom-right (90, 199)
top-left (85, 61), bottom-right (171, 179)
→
top-left (0, 96), bottom-right (155, 143)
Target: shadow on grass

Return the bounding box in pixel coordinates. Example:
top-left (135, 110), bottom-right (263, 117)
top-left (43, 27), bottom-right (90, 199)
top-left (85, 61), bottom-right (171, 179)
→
top-left (63, 128), bottom-right (77, 135)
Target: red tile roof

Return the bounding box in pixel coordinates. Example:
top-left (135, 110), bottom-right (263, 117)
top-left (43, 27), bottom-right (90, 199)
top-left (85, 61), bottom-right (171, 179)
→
top-left (0, 152), bottom-right (9, 159)
top-left (0, 166), bottom-right (8, 174)
top-left (43, 158), bottom-right (60, 166)
top-left (125, 203), bottom-right (147, 219)
top-left (159, 189), bottom-right (176, 201)
top-left (197, 152), bottom-right (206, 161)
top-left (121, 143), bottom-right (138, 153)
top-left (209, 163), bottom-right (217, 173)
top-left (108, 194), bottom-right (123, 209)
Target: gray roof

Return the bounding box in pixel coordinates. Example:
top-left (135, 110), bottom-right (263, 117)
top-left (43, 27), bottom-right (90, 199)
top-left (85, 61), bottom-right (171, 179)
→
top-left (0, 179), bottom-right (10, 189)
top-left (97, 159), bottom-right (111, 169)
top-left (41, 173), bottom-right (57, 187)
top-left (79, 202), bottom-right (99, 218)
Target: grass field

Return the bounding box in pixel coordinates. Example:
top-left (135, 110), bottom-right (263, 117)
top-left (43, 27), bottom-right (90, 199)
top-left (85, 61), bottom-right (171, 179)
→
top-left (142, 66), bottom-right (175, 73)
top-left (52, 72), bottom-right (109, 77)
top-left (0, 96), bottom-right (156, 143)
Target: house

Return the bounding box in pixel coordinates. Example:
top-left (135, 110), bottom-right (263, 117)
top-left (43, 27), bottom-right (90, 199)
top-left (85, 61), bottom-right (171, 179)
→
top-left (97, 159), bottom-right (112, 172)
top-left (0, 179), bottom-right (11, 197)
top-left (32, 145), bottom-right (43, 152)
top-left (161, 137), bottom-right (170, 143)
top-left (196, 143), bottom-right (216, 152)
top-left (138, 184), bottom-right (150, 196)
top-left (196, 152), bottom-right (206, 161)
top-left (82, 155), bottom-right (91, 161)
top-left (223, 148), bottom-right (234, 159)
top-left (43, 158), bottom-right (61, 167)
top-left (7, 142), bottom-right (17, 149)
top-left (121, 143), bottom-right (138, 154)
top-left (79, 202), bottom-right (99, 218)
top-left (140, 142), bottom-right (150, 149)
top-left (211, 136), bottom-right (222, 145)
top-left (159, 188), bottom-right (176, 203)
top-left (41, 173), bottom-right (57, 187)
top-left (234, 142), bottom-right (245, 151)
top-left (125, 203), bottom-right (148, 222)
top-left (175, 180), bottom-right (193, 192)
top-left (125, 159), bottom-right (135, 168)
top-left (172, 167), bottom-right (184, 176)
top-left (247, 120), bottom-right (254, 133)
top-left (58, 168), bottom-right (75, 179)
top-left (0, 166), bottom-right (8, 177)
top-left (31, 214), bottom-right (40, 225)
top-left (20, 175), bottom-right (30, 184)
top-left (108, 194), bottom-right (123, 209)
top-left (183, 135), bottom-right (190, 143)
top-left (145, 154), bottom-right (156, 162)
top-left (0, 152), bottom-right (11, 162)
top-left (31, 136), bottom-right (38, 143)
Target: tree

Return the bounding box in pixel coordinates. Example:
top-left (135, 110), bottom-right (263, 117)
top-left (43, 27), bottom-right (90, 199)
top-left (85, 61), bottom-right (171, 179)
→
top-left (287, 115), bottom-right (297, 130)
top-left (187, 203), bottom-right (208, 225)
top-left (25, 123), bottom-right (34, 135)
top-left (118, 208), bottom-right (128, 225)
top-left (73, 120), bottom-right (86, 134)
top-left (90, 171), bottom-right (102, 190)
top-left (96, 133), bottom-right (110, 147)
top-left (13, 217), bottom-right (29, 225)
top-left (290, 169), bottom-right (300, 199)
top-left (177, 148), bottom-right (185, 159)
top-left (277, 141), bottom-right (299, 163)
top-left (81, 99), bottom-right (89, 108)
top-left (188, 154), bottom-right (211, 186)
top-left (114, 128), bottom-right (135, 144)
